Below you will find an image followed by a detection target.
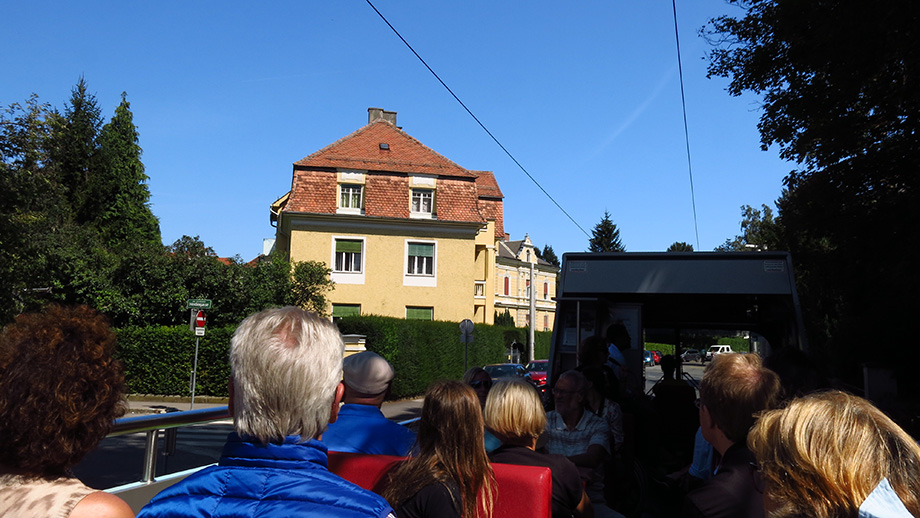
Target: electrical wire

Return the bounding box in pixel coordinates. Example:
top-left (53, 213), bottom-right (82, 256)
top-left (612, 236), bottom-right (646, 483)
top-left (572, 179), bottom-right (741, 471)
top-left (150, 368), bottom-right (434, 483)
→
top-left (364, 0), bottom-right (590, 238)
top-left (671, 0), bottom-right (701, 250)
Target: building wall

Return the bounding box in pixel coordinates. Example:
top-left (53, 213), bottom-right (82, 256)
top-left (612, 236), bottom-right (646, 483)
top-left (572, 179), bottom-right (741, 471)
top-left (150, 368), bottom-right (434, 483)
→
top-left (287, 220), bottom-right (478, 322)
top-left (494, 262), bottom-right (557, 331)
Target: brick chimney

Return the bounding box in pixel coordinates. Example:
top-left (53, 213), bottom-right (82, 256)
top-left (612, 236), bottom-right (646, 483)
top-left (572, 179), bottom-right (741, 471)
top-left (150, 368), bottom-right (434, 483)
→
top-left (368, 107), bottom-right (397, 126)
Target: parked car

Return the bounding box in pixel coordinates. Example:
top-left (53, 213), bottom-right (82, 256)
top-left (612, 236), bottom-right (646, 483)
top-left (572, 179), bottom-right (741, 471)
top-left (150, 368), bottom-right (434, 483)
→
top-left (483, 363), bottom-right (528, 383)
top-left (681, 349), bottom-right (702, 363)
top-left (525, 359), bottom-right (548, 393)
top-left (643, 351), bottom-right (655, 366)
top-left (650, 350), bottom-right (662, 365)
top-left (702, 345), bottom-right (733, 363)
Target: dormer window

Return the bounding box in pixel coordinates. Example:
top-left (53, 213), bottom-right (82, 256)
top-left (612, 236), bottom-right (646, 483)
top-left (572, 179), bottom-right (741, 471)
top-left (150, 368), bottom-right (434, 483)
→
top-left (338, 184), bottom-right (364, 214)
top-left (411, 189), bottom-right (434, 218)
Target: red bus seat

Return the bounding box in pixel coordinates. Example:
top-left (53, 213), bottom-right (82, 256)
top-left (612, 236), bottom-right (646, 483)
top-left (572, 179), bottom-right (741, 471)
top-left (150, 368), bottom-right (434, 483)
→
top-left (327, 451), bottom-right (552, 518)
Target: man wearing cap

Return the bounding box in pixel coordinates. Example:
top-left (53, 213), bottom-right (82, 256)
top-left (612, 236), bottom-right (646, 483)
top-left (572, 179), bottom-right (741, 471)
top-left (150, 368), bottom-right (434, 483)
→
top-left (321, 351), bottom-right (416, 456)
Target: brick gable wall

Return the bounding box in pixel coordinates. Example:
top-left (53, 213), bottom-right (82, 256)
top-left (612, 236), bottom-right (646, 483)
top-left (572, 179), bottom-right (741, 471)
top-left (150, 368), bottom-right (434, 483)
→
top-left (478, 198), bottom-right (505, 239)
top-left (365, 173), bottom-right (410, 219)
top-left (287, 169), bottom-right (336, 213)
top-left (435, 178), bottom-right (481, 223)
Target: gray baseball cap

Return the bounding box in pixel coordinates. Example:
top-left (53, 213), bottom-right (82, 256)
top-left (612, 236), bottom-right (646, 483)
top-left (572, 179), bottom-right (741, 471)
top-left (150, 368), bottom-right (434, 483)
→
top-left (342, 351), bottom-right (395, 394)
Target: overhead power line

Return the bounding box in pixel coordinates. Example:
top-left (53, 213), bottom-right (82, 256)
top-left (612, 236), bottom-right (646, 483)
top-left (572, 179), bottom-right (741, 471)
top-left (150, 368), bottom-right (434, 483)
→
top-left (671, 0), bottom-right (701, 250)
top-left (364, 0), bottom-right (590, 239)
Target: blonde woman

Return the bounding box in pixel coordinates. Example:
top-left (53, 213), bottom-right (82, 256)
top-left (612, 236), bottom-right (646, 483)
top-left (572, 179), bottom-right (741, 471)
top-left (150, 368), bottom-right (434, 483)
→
top-left (748, 390), bottom-right (920, 518)
top-left (486, 379), bottom-right (593, 518)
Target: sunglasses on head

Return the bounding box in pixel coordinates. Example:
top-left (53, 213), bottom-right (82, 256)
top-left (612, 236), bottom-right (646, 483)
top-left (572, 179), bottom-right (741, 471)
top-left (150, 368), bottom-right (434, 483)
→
top-left (470, 380), bottom-right (492, 389)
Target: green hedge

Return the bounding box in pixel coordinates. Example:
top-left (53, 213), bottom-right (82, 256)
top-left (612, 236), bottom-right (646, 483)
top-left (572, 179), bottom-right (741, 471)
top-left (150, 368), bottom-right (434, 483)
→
top-left (115, 317), bottom-right (551, 400)
top-left (644, 342), bottom-right (676, 356)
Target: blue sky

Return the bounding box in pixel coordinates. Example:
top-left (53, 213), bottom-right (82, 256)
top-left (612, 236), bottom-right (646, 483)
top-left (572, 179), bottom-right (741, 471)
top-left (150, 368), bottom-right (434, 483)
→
top-left (2, 1), bottom-right (789, 260)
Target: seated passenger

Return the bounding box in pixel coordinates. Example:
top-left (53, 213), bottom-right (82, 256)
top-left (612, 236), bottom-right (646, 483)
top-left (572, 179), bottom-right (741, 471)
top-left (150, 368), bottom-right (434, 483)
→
top-left (322, 351), bottom-right (416, 456)
top-left (138, 307), bottom-right (393, 518)
top-left (0, 305), bottom-right (134, 518)
top-left (749, 390), bottom-right (920, 518)
top-left (383, 380), bottom-right (494, 518)
top-left (464, 366), bottom-right (502, 452)
top-left (485, 379), bottom-right (593, 518)
top-left (545, 370), bottom-right (623, 518)
top-left (681, 353), bottom-right (780, 518)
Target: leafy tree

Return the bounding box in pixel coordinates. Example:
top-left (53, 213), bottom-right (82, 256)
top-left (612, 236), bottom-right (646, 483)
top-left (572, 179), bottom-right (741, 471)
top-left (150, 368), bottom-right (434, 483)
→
top-left (588, 210), bottom-right (625, 252)
top-left (667, 242), bottom-right (694, 252)
top-left (494, 309), bottom-right (515, 327)
top-left (714, 204), bottom-right (780, 252)
top-left (541, 244), bottom-right (560, 267)
top-left (97, 93), bottom-right (160, 247)
top-left (705, 0), bottom-right (920, 388)
top-left (290, 260), bottom-right (334, 315)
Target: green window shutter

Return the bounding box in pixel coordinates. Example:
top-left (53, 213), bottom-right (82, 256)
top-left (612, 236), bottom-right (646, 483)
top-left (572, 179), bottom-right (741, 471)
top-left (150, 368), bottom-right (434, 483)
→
top-left (333, 304), bottom-right (361, 318)
top-left (406, 307), bottom-right (433, 320)
top-left (408, 243), bottom-right (434, 257)
top-left (336, 240), bottom-right (362, 253)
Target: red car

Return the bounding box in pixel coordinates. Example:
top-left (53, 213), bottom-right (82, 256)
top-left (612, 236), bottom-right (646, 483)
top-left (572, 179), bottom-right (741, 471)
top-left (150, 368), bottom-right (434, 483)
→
top-left (651, 350), bottom-right (662, 365)
top-left (525, 359), bottom-right (548, 393)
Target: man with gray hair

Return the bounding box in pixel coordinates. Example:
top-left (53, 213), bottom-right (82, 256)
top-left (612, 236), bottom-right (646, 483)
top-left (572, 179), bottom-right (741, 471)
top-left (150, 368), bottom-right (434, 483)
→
top-left (138, 307), bottom-right (395, 518)
top-left (321, 351), bottom-right (416, 455)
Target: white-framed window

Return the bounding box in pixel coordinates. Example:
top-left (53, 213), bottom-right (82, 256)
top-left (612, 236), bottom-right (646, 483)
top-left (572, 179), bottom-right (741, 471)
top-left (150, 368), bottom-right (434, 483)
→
top-left (338, 184), bottom-right (364, 213)
top-left (331, 237), bottom-right (366, 285)
top-left (411, 189), bottom-right (433, 217)
top-left (404, 240), bottom-right (437, 287)
top-left (407, 242), bottom-right (434, 275)
top-left (334, 239), bottom-right (362, 272)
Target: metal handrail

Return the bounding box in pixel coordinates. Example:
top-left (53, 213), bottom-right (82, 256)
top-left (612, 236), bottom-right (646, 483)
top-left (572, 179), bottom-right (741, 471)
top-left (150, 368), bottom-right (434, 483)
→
top-left (110, 406), bottom-right (419, 485)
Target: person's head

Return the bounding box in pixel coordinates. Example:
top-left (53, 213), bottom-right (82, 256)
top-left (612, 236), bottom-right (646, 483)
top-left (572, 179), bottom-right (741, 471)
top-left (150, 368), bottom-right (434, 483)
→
top-left (579, 335), bottom-right (609, 367)
top-left (463, 366), bottom-right (492, 409)
top-left (749, 390), bottom-right (920, 518)
top-left (342, 351), bottom-right (394, 405)
top-left (552, 370), bottom-right (587, 415)
top-left (698, 353), bottom-right (780, 445)
top-left (484, 379), bottom-right (546, 446)
top-left (605, 322), bottom-right (631, 351)
top-left (660, 354), bottom-right (678, 378)
top-left (230, 306), bottom-right (345, 444)
top-left (0, 305), bottom-right (125, 476)
top-left (387, 380), bottom-right (494, 518)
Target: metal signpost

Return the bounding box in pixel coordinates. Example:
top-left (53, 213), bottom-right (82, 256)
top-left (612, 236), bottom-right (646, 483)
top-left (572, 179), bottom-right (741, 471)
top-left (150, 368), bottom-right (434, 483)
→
top-left (187, 300), bottom-right (211, 409)
top-left (460, 319), bottom-right (474, 372)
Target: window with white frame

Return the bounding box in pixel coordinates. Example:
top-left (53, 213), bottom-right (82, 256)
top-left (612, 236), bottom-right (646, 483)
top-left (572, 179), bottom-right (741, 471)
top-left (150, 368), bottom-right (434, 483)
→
top-left (339, 184), bottom-right (363, 211)
top-left (407, 242), bottom-right (434, 275)
top-left (334, 239), bottom-right (363, 273)
top-left (411, 189), bottom-right (433, 215)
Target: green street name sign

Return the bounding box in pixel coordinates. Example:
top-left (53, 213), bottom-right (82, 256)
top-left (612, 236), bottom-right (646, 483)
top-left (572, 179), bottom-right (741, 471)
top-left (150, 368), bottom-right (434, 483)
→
top-left (187, 299), bottom-right (212, 309)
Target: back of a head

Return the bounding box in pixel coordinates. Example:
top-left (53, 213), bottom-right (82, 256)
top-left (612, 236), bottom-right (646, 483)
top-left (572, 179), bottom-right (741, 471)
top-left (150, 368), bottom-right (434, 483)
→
top-left (660, 354), bottom-right (678, 376)
top-left (418, 380), bottom-right (485, 457)
top-left (749, 390), bottom-right (920, 518)
top-left (579, 335), bottom-right (608, 367)
top-left (231, 306), bottom-right (344, 444)
top-left (699, 353), bottom-right (780, 444)
top-left (463, 366), bottom-right (488, 385)
top-left (484, 379), bottom-right (546, 444)
top-left (0, 305), bottom-right (125, 475)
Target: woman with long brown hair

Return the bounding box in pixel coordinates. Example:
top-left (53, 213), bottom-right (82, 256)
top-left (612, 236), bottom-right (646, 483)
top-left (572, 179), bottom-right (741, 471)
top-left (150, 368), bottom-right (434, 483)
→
top-left (383, 380), bottom-right (494, 518)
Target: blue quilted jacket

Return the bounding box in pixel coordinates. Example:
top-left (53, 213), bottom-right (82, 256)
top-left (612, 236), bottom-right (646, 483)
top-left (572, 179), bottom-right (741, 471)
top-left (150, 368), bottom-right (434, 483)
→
top-left (137, 433), bottom-right (394, 518)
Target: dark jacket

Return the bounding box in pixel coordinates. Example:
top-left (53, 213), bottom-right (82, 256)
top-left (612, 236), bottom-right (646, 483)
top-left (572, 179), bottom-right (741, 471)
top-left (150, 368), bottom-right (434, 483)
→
top-left (681, 442), bottom-right (764, 518)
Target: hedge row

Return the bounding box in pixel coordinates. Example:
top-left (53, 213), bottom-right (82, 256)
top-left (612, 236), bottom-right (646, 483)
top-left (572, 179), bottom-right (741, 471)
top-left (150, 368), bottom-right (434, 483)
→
top-left (115, 317), bottom-right (552, 400)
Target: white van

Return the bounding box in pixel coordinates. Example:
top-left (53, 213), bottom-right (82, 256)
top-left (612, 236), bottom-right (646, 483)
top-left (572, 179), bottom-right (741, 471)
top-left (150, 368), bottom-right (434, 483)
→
top-left (703, 345), bottom-right (733, 362)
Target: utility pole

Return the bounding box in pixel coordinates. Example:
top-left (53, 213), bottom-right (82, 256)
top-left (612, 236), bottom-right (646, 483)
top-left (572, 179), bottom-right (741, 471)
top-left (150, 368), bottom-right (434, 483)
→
top-left (529, 262), bottom-right (535, 363)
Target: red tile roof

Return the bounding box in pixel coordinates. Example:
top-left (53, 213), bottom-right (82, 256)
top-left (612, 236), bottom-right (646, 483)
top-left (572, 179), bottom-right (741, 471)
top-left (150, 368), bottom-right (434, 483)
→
top-left (472, 170), bottom-right (503, 199)
top-left (295, 119), bottom-right (477, 179)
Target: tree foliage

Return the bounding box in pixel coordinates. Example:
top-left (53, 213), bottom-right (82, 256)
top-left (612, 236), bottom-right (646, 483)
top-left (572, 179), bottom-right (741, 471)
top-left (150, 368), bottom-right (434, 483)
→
top-left (706, 0), bottom-right (920, 389)
top-left (667, 241), bottom-right (694, 252)
top-left (494, 309), bottom-right (515, 327)
top-left (588, 210), bottom-right (625, 253)
top-left (714, 204), bottom-right (780, 252)
top-left (1, 82), bottom-right (335, 327)
top-left (541, 244), bottom-right (560, 267)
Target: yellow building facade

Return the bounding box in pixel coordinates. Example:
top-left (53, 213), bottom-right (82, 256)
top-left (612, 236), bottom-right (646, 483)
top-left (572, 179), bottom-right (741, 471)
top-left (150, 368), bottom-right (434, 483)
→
top-left (494, 235), bottom-right (558, 332)
top-left (271, 108), bottom-right (527, 324)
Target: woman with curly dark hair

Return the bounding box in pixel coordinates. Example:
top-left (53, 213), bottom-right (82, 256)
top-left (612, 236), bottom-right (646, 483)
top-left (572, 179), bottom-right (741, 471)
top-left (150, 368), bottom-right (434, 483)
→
top-left (383, 380), bottom-right (494, 518)
top-left (0, 305), bottom-right (134, 518)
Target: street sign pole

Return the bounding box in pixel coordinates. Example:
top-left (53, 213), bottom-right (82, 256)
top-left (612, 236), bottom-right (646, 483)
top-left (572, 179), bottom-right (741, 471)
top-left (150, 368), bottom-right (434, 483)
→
top-left (190, 337), bottom-right (200, 410)
top-left (459, 319), bottom-right (474, 373)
